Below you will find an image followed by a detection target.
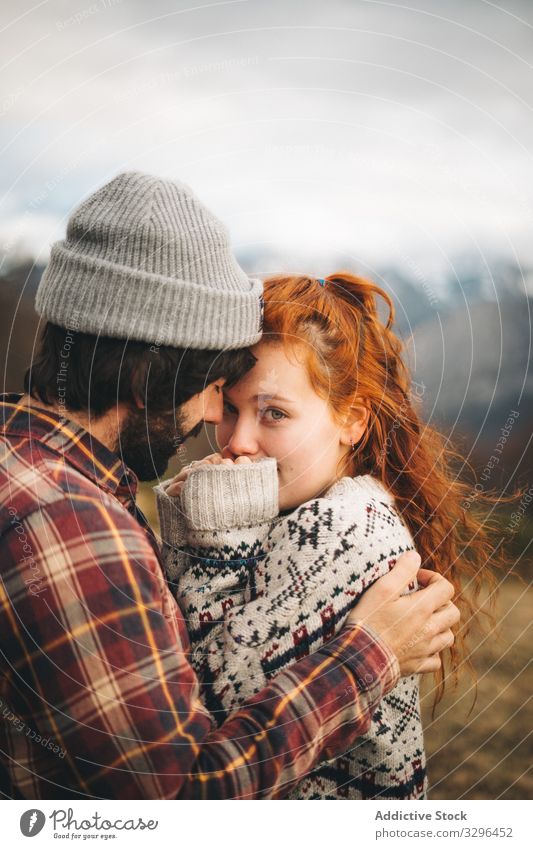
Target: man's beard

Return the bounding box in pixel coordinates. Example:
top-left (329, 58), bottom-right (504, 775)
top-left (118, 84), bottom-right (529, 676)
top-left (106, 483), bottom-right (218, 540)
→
top-left (117, 406), bottom-right (203, 481)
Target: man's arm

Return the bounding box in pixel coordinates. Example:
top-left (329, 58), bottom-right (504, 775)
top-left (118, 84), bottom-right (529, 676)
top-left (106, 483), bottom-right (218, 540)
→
top-left (347, 555), bottom-right (459, 674)
top-left (1, 493), bottom-right (398, 799)
top-left (179, 624), bottom-right (397, 799)
top-left (3, 493), bottom-right (458, 799)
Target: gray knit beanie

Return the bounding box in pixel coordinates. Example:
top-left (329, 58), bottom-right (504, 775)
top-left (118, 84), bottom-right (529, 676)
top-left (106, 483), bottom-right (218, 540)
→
top-left (35, 171), bottom-right (263, 350)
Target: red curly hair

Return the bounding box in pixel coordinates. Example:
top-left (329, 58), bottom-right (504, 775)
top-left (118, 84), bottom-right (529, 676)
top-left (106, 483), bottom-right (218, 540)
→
top-left (262, 271), bottom-right (510, 704)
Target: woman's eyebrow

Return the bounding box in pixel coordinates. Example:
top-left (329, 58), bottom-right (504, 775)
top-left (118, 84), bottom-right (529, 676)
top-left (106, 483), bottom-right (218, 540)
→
top-left (222, 390), bottom-right (294, 404)
top-left (253, 393), bottom-right (293, 404)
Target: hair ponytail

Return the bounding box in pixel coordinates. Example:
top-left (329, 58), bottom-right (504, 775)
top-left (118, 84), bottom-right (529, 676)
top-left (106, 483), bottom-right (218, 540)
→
top-left (325, 272), bottom-right (394, 328)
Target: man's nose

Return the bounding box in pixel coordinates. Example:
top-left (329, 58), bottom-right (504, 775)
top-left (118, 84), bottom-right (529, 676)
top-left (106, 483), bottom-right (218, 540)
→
top-left (202, 390), bottom-right (224, 425)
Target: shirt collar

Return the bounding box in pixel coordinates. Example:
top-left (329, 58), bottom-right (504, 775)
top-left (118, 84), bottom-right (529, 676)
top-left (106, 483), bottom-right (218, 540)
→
top-left (0, 393), bottom-right (137, 498)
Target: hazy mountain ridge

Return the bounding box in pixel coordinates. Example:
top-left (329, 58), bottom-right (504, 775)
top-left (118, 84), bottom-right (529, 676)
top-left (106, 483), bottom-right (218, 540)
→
top-left (1, 255), bottom-right (531, 477)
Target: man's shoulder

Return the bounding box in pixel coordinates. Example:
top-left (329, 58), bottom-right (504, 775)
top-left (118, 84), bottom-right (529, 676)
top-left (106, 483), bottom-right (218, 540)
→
top-left (0, 433), bottom-right (165, 599)
top-left (0, 433), bottom-right (132, 533)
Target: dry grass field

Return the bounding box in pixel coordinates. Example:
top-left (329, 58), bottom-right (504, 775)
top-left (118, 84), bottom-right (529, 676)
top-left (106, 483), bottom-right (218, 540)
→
top-left (422, 576), bottom-right (531, 800)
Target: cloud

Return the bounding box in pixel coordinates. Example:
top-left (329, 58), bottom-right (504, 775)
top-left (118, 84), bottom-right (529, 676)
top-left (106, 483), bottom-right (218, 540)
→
top-left (1, 0), bottom-right (532, 265)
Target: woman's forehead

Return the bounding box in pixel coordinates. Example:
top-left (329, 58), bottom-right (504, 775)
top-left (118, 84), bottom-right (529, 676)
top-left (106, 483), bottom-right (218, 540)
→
top-left (230, 340), bottom-right (315, 399)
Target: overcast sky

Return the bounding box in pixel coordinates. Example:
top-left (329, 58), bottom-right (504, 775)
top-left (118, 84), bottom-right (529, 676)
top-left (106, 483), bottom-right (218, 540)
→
top-left (1, 0), bottom-right (532, 275)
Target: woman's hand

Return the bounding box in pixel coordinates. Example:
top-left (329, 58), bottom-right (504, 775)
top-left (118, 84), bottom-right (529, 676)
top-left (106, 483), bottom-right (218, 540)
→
top-left (346, 550), bottom-right (460, 676)
top-left (166, 454), bottom-right (252, 496)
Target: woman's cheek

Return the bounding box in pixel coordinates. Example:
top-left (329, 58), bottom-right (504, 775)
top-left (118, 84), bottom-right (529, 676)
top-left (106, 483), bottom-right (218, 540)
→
top-left (264, 431), bottom-right (293, 463)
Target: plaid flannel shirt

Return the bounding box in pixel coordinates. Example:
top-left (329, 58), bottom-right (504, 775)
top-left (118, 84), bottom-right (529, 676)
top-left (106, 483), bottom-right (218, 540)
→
top-left (0, 394), bottom-right (400, 799)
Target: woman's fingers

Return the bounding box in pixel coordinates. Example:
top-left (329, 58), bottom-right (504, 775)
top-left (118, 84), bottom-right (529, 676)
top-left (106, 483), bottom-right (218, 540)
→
top-left (169, 467), bottom-right (192, 485)
top-left (166, 479), bottom-right (186, 496)
top-left (221, 445), bottom-right (254, 464)
top-left (166, 453), bottom-right (254, 496)
top-left (166, 453), bottom-right (230, 495)
top-left (166, 466), bottom-right (193, 495)
top-left (201, 454), bottom-right (236, 466)
top-left (201, 453), bottom-right (225, 465)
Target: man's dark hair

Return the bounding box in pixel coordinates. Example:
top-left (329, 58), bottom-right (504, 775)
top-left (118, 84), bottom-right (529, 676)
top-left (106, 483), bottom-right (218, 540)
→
top-left (24, 322), bottom-right (256, 417)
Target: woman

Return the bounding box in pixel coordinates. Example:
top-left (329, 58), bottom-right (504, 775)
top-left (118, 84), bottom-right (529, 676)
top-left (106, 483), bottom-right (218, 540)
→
top-left (156, 271), bottom-right (504, 799)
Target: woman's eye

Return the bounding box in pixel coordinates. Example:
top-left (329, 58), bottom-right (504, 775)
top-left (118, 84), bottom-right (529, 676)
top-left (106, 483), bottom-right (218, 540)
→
top-left (263, 408), bottom-right (287, 422)
top-left (223, 400), bottom-right (237, 415)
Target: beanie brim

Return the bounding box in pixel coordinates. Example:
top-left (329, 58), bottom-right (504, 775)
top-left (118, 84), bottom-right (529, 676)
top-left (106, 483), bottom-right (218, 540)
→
top-left (36, 241), bottom-right (263, 351)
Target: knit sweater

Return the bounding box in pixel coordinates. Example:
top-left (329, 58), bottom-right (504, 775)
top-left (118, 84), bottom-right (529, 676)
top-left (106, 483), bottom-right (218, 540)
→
top-left (156, 460), bottom-right (427, 800)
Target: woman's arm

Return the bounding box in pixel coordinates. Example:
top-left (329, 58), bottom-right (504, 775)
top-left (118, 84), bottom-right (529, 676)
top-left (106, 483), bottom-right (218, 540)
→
top-left (177, 471), bottom-right (416, 722)
top-left (155, 459), bottom-right (279, 718)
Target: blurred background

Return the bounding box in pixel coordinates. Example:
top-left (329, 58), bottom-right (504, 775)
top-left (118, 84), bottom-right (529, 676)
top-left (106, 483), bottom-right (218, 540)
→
top-left (1, 0), bottom-right (531, 799)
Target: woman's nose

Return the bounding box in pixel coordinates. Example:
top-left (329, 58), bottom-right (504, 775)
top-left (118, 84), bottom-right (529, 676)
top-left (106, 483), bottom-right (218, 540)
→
top-left (226, 418), bottom-right (260, 458)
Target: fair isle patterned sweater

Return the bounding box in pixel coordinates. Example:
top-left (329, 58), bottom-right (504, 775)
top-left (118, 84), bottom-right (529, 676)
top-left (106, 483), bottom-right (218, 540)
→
top-left (155, 459), bottom-right (427, 800)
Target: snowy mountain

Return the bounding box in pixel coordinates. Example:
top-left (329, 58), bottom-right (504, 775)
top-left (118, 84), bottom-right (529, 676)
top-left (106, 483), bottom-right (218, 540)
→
top-left (1, 255), bottom-right (531, 478)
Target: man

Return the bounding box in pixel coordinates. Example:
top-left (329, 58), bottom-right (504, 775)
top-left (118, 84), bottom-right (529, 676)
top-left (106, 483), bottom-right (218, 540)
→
top-left (0, 172), bottom-right (458, 799)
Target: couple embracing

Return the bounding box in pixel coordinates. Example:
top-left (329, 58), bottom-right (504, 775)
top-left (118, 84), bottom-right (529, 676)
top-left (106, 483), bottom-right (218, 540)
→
top-left (3, 170), bottom-right (492, 800)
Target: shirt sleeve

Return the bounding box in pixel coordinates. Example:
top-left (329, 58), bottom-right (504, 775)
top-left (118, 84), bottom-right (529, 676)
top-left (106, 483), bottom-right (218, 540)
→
top-left (3, 491), bottom-right (399, 800)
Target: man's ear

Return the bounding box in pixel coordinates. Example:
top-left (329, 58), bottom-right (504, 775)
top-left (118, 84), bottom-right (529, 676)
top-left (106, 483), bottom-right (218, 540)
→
top-left (340, 403), bottom-right (370, 447)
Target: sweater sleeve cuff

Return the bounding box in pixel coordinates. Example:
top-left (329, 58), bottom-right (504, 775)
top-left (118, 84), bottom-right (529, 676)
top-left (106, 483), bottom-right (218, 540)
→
top-left (154, 478), bottom-right (186, 548)
top-left (180, 458), bottom-right (279, 531)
